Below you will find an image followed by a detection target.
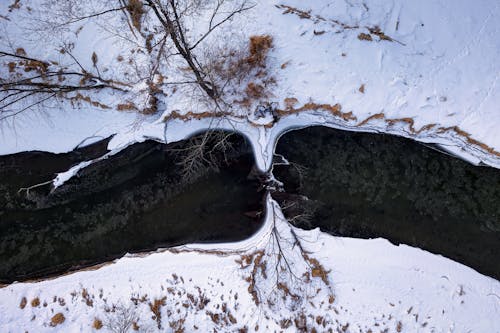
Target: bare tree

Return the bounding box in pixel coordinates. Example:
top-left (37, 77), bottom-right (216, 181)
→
top-left (0, 0), bottom-right (255, 121)
top-left (0, 49), bottom-right (127, 122)
top-left (145, 0), bottom-right (254, 103)
top-left (236, 201), bottom-right (336, 331)
top-left (168, 129), bottom-right (236, 182)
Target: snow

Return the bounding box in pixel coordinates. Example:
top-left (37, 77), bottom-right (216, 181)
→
top-left (1, 0), bottom-right (499, 331)
top-left (0, 196), bottom-right (498, 332)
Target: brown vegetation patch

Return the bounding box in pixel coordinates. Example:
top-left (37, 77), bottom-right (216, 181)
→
top-left (15, 47), bottom-right (26, 56)
top-left (69, 93), bottom-right (111, 110)
top-left (50, 313), bottom-right (65, 326)
top-left (247, 35), bottom-right (273, 66)
top-left (92, 318), bottom-right (103, 330)
top-left (116, 101), bottom-right (138, 111)
top-left (368, 26), bottom-right (393, 42)
top-left (278, 101), bottom-right (356, 122)
top-left (356, 112), bottom-right (385, 126)
top-left (277, 4), bottom-right (402, 44)
top-left (437, 126), bottom-right (500, 157)
top-left (19, 297), bottom-right (27, 309)
top-left (357, 33), bottom-right (373, 41)
top-left (149, 297), bottom-right (167, 329)
top-left (163, 110), bottom-right (235, 122)
top-left (304, 254), bottom-right (331, 285)
top-left (245, 82), bottom-right (266, 99)
top-left (356, 112), bottom-right (500, 157)
top-left (82, 288), bottom-right (93, 307)
top-left (276, 4), bottom-right (313, 20)
top-left (126, 0), bottom-right (145, 32)
top-left (236, 250), bottom-right (266, 305)
top-left (280, 61), bottom-right (290, 69)
top-left (284, 97), bottom-right (299, 109)
top-left (7, 62), bottom-right (16, 72)
top-left (358, 84), bottom-right (365, 93)
top-left (31, 297), bottom-right (40, 307)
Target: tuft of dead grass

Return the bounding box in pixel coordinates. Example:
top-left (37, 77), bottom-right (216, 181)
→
top-left (116, 101), bottom-right (138, 111)
top-left (69, 93), bottom-right (111, 110)
top-left (149, 297), bottom-right (167, 329)
top-left (247, 35), bottom-right (273, 66)
top-left (126, 0), bottom-right (145, 31)
top-left (19, 297), bottom-right (27, 309)
top-left (82, 288), bottom-right (93, 307)
top-left (245, 82), bottom-right (265, 99)
top-left (31, 297), bottom-right (40, 307)
top-left (50, 313), bottom-right (65, 327)
top-left (357, 33), bottom-right (373, 41)
top-left (92, 318), bottom-right (103, 330)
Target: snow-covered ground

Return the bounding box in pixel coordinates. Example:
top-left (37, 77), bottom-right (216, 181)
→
top-left (1, 0), bottom-right (499, 331)
top-left (1, 196), bottom-right (499, 332)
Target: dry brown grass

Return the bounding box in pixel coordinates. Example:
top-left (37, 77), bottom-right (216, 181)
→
top-left (164, 110), bottom-right (234, 122)
top-left (357, 33), bottom-right (373, 41)
top-left (126, 0), bottom-right (145, 31)
top-left (82, 288), bottom-right (93, 307)
top-left (50, 313), bottom-right (65, 326)
top-left (149, 297), bottom-right (167, 329)
top-left (116, 101), bottom-right (138, 111)
top-left (245, 82), bottom-right (265, 99)
top-left (247, 35), bottom-right (273, 66)
top-left (7, 62), bottom-right (16, 72)
top-left (369, 26), bottom-right (395, 42)
top-left (356, 112), bottom-right (500, 157)
top-left (69, 93), bottom-right (111, 110)
top-left (236, 250), bottom-right (266, 306)
top-left (19, 297), bottom-right (27, 309)
top-left (15, 47), bottom-right (26, 56)
top-left (92, 318), bottom-right (103, 330)
top-left (284, 97), bottom-right (299, 109)
top-left (31, 297), bottom-right (40, 307)
top-left (277, 101), bottom-right (356, 122)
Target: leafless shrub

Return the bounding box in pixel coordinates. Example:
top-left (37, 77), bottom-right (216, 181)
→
top-left (104, 303), bottom-right (139, 333)
top-left (169, 130), bottom-right (235, 182)
top-left (198, 33), bottom-right (275, 110)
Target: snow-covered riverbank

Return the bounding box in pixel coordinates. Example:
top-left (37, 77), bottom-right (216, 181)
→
top-left (1, 0), bottom-right (499, 331)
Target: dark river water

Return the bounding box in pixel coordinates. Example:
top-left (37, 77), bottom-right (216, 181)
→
top-left (1, 126), bottom-right (499, 283)
top-left (273, 126), bottom-right (500, 279)
top-left (0, 133), bottom-right (263, 283)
